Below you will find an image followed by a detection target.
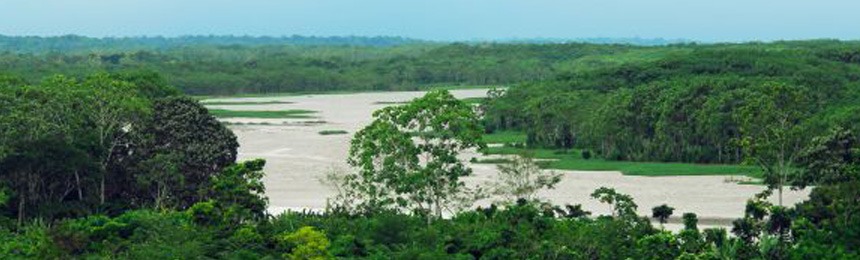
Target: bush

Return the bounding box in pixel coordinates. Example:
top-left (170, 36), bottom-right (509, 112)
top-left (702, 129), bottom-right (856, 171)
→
top-left (279, 226), bottom-right (333, 260)
top-left (582, 150), bottom-right (593, 160)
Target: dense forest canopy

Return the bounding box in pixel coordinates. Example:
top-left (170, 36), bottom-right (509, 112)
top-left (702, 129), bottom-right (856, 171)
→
top-left (1, 36), bottom-right (857, 97)
top-left (481, 40), bottom-right (860, 165)
top-left (0, 74), bottom-right (857, 258)
top-left (1, 37), bottom-right (859, 258)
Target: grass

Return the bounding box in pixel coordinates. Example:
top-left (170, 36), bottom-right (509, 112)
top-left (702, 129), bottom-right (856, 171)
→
top-left (478, 131), bottom-right (761, 178)
top-left (202, 100), bottom-right (294, 105)
top-left (482, 130), bottom-right (528, 144)
top-left (480, 130), bottom-right (761, 178)
top-left (208, 109), bottom-right (317, 119)
top-left (482, 146), bottom-right (761, 177)
top-left (318, 130), bottom-right (349, 135)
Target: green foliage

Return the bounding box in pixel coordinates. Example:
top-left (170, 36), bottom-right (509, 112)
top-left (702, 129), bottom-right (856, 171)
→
top-left (636, 231), bottom-right (681, 260)
top-left (651, 204), bottom-right (675, 225)
top-left (489, 154), bottom-right (561, 203)
top-left (345, 90), bottom-right (486, 217)
top-left (481, 130), bottom-right (527, 144)
top-left (279, 226), bottom-right (333, 260)
top-left (0, 72), bottom-right (244, 222)
top-left (0, 221), bottom-right (61, 258)
top-left (1, 41), bottom-right (860, 259)
top-left (54, 210), bottom-right (210, 258)
top-left (737, 82), bottom-right (813, 205)
top-left (119, 96), bottom-right (240, 209)
top-left (483, 146), bottom-right (759, 176)
top-left (797, 127), bottom-right (860, 188)
top-left (591, 187), bottom-right (638, 218)
top-left (682, 213), bottom-right (698, 231)
top-left (484, 41), bottom-right (860, 169)
top-left (206, 159), bottom-right (269, 225)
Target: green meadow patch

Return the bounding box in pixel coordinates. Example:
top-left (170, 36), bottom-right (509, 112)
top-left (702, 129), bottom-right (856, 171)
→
top-left (208, 109), bottom-right (317, 119)
top-left (482, 130), bottom-right (528, 144)
top-left (482, 146), bottom-right (761, 177)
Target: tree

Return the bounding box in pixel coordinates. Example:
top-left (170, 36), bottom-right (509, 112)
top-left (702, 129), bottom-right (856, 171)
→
top-left (796, 127), bottom-right (860, 188)
top-left (122, 96), bottom-right (239, 208)
top-left (682, 213), bottom-right (698, 231)
top-left (489, 153), bottom-right (561, 203)
top-left (590, 187), bottom-right (638, 218)
top-left (636, 232), bottom-right (681, 260)
top-left (279, 226), bottom-right (333, 260)
top-left (188, 159), bottom-right (268, 228)
top-left (346, 90), bottom-right (485, 219)
top-left (0, 82), bottom-right (92, 221)
top-left (737, 82), bottom-right (812, 206)
top-left (651, 204), bottom-right (675, 226)
top-left (74, 74), bottom-right (150, 205)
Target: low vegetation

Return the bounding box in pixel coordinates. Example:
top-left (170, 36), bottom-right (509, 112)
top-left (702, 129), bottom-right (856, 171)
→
top-left (484, 146), bottom-right (760, 176)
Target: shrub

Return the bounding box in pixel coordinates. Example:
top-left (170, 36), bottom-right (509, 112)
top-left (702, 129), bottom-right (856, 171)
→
top-left (582, 150), bottom-right (592, 160)
top-left (279, 226), bottom-right (333, 260)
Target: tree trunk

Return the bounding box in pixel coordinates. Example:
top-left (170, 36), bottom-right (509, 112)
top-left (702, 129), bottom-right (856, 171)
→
top-left (100, 177), bottom-right (105, 205)
top-left (17, 192), bottom-right (24, 225)
top-left (75, 171), bottom-right (83, 201)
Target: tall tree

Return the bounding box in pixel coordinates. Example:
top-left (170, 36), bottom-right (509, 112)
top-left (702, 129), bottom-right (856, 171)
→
top-left (489, 153), bottom-right (561, 203)
top-left (737, 83), bottom-right (812, 206)
top-left (120, 96), bottom-right (239, 208)
top-left (73, 74), bottom-right (149, 205)
top-left (346, 90), bottom-right (485, 219)
top-left (796, 127), bottom-right (860, 188)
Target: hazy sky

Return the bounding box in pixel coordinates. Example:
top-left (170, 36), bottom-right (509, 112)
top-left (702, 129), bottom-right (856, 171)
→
top-left (2, 0), bottom-right (859, 42)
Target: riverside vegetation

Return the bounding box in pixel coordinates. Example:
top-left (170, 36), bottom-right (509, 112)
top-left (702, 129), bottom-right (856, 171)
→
top-left (0, 36), bottom-right (859, 258)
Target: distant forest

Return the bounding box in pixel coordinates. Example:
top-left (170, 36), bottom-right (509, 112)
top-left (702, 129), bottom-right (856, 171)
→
top-left (0, 35), bottom-right (695, 95)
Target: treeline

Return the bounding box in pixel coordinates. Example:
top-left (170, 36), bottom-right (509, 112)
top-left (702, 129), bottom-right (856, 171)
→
top-left (0, 75), bottom-right (857, 258)
top-left (0, 71), bottom-right (241, 220)
top-left (483, 40), bottom-right (860, 164)
top-left (0, 39), bottom-right (646, 95)
top-left (0, 73), bottom-right (858, 258)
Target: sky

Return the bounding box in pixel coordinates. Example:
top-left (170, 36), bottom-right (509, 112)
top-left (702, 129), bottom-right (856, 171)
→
top-left (1, 0), bottom-right (859, 42)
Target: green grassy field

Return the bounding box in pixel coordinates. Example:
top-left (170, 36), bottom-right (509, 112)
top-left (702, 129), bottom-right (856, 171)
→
top-left (202, 100), bottom-right (294, 105)
top-left (208, 109), bottom-right (317, 119)
top-left (480, 131), bottom-right (761, 178)
top-left (481, 130), bottom-right (527, 144)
